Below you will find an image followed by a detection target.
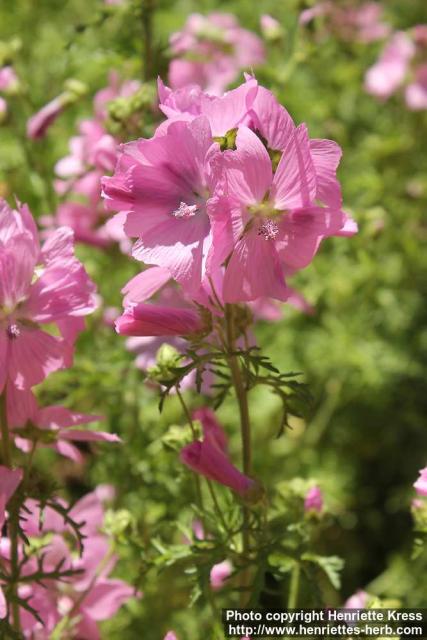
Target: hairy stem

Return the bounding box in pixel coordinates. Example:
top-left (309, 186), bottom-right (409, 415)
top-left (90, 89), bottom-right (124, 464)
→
top-left (0, 390), bottom-right (21, 632)
top-left (225, 305), bottom-right (252, 602)
top-left (287, 562), bottom-right (301, 609)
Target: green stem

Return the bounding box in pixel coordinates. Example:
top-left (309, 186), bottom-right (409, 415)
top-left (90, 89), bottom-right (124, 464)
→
top-left (287, 562), bottom-right (301, 609)
top-left (141, 0), bottom-right (155, 81)
top-left (0, 391), bottom-right (21, 632)
top-left (224, 305), bottom-right (252, 604)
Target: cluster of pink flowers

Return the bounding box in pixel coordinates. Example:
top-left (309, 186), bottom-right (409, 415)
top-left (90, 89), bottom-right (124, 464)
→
top-left (168, 13), bottom-right (265, 96)
top-left (0, 199), bottom-right (137, 630)
top-left (365, 25), bottom-right (427, 109)
top-left (0, 200), bottom-right (96, 395)
top-left (39, 73), bottom-right (140, 249)
top-left (103, 75), bottom-right (356, 340)
top-left (300, 2), bottom-right (390, 44)
top-left (0, 483), bottom-right (137, 636)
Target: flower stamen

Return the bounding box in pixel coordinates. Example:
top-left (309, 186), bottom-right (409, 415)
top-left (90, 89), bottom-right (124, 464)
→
top-left (172, 201), bottom-right (199, 219)
top-left (258, 219), bottom-right (279, 241)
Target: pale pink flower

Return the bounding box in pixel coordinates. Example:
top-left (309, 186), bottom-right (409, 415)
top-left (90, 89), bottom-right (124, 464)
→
top-left (168, 13), bottom-right (265, 95)
top-left (0, 66), bottom-right (19, 92)
top-left (405, 64), bottom-right (427, 110)
top-left (93, 71), bottom-right (140, 123)
top-left (414, 467), bottom-right (427, 497)
top-left (7, 386), bottom-right (120, 463)
top-left (260, 15), bottom-right (283, 41)
top-left (304, 485), bottom-right (323, 512)
top-left (0, 200), bottom-right (97, 392)
top-left (210, 559), bottom-right (233, 590)
top-left (0, 97), bottom-right (6, 120)
top-left (300, 2), bottom-right (390, 43)
top-left (164, 633), bottom-right (178, 640)
top-left (365, 31), bottom-right (415, 100)
top-left (344, 589), bottom-right (368, 609)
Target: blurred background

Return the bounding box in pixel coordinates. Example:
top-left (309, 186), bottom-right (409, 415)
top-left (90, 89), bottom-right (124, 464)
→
top-left (1, 0), bottom-right (427, 637)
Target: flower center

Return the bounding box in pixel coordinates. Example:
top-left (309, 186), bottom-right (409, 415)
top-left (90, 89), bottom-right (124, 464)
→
top-left (258, 219), bottom-right (279, 241)
top-left (171, 201), bottom-right (199, 219)
top-left (7, 323), bottom-right (20, 339)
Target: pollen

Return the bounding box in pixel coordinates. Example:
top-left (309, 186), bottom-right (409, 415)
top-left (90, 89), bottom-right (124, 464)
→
top-left (7, 323), bottom-right (20, 339)
top-left (172, 201), bottom-right (199, 219)
top-left (258, 219), bottom-right (279, 240)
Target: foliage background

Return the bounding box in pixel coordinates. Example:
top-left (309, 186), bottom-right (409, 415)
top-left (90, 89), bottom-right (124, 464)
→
top-left (1, 0), bottom-right (427, 637)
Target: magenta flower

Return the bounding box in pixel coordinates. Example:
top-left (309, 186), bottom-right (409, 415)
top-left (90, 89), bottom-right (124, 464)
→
top-left (304, 486), bottom-right (323, 513)
top-left (414, 467), bottom-right (427, 497)
top-left (7, 386), bottom-right (120, 463)
top-left (103, 116), bottom-right (222, 294)
top-left (168, 13), bottom-right (265, 95)
top-left (210, 559), bottom-right (233, 590)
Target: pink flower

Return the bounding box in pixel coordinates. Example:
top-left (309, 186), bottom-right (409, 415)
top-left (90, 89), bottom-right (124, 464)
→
top-left (18, 489), bottom-right (138, 637)
top-left (260, 15), bottom-right (283, 41)
top-left (344, 589), bottom-right (368, 609)
top-left (414, 467), bottom-right (427, 497)
top-left (210, 559), bottom-right (233, 590)
top-left (102, 116), bottom-right (222, 294)
top-left (6, 386), bottom-right (120, 463)
top-left (0, 66), bottom-right (19, 93)
top-left (193, 407), bottom-right (228, 451)
top-left (215, 125), bottom-right (346, 302)
top-left (164, 633), bottom-right (178, 640)
top-left (0, 96), bottom-right (6, 121)
top-left (304, 486), bottom-right (323, 513)
top-left (405, 64), bottom-right (427, 110)
top-left (300, 2), bottom-right (390, 43)
top-left (93, 71), bottom-right (140, 123)
top-left (0, 200), bottom-right (97, 392)
top-left (27, 95), bottom-right (68, 139)
top-left (365, 32), bottom-right (415, 100)
top-left (168, 13), bottom-right (265, 95)
top-left (116, 304), bottom-right (204, 338)
top-left (180, 410), bottom-right (256, 498)
top-left (0, 465), bottom-right (22, 531)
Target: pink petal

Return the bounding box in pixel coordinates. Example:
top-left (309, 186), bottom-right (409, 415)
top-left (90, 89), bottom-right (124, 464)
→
top-left (122, 266), bottom-right (171, 305)
top-left (116, 304), bottom-right (203, 337)
top-left (223, 228), bottom-right (288, 303)
top-left (271, 124), bottom-right (317, 210)
top-left (81, 579), bottom-right (137, 621)
top-left (223, 126), bottom-right (272, 204)
top-left (309, 138), bottom-right (343, 208)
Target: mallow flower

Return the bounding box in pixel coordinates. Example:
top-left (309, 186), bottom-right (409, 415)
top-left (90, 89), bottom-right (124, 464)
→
top-left (414, 466), bottom-right (427, 497)
top-left (304, 485), bottom-right (323, 513)
top-left (215, 125), bottom-right (346, 302)
top-left (168, 12), bottom-right (265, 96)
top-left (102, 116), bottom-right (224, 294)
top-left (0, 200), bottom-right (97, 392)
